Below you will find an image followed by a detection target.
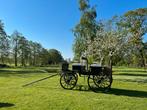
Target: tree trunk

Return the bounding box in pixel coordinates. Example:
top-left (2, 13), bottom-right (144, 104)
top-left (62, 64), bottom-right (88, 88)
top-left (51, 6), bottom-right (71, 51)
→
top-left (109, 55), bottom-right (112, 70)
top-left (33, 54), bottom-right (36, 66)
top-left (108, 51), bottom-right (113, 69)
top-left (14, 51), bottom-right (17, 67)
top-left (139, 49), bottom-right (146, 68)
top-left (100, 57), bottom-right (104, 66)
top-left (21, 51), bottom-right (24, 66)
top-left (1, 55), bottom-right (4, 64)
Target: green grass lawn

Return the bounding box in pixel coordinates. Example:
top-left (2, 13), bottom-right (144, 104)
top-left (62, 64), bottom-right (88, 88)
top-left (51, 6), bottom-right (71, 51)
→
top-left (0, 66), bottom-right (147, 110)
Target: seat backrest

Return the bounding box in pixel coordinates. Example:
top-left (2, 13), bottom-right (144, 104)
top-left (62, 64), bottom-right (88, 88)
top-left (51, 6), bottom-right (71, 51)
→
top-left (62, 62), bottom-right (69, 71)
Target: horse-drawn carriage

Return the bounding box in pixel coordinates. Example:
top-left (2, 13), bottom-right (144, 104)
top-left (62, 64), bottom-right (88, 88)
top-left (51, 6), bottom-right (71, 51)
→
top-left (60, 57), bottom-right (113, 91)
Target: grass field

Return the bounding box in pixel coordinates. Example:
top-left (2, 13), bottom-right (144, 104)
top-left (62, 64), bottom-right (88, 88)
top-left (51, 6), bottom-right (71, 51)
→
top-left (0, 66), bottom-right (147, 110)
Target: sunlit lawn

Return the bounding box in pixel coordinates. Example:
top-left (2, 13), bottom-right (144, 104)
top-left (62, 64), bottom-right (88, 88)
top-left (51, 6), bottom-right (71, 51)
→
top-left (0, 66), bottom-right (147, 110)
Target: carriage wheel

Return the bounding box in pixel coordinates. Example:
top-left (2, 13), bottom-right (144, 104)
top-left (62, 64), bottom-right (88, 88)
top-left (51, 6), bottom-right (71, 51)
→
top-left (88, 67), bottom-right (112, 91)
top-left (93, 74), bottom-right (112, 90)
top-left (75, 73), bottom-right (78, 81)
top-left (60, 73), bottom-right (77, 90)
top-left (87, 75), bottom-right (98, 90)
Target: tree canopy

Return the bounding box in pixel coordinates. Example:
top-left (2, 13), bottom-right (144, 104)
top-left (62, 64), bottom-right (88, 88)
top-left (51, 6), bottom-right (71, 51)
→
top-left (0, 20), bottom-right (64, 66)
top-left (73, 1), bottom-right (147, 67)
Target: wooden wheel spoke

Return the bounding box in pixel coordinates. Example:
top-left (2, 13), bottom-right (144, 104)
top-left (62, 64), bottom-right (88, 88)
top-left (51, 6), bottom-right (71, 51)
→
top-left (60, 73), bottom-right (77, 90)
top-left (88, 72), bottom-right (112, 91)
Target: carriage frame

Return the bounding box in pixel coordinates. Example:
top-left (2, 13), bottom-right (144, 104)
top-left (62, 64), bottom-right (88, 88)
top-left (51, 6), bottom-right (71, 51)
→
top-left (60, 57), bottom-right (113, 91)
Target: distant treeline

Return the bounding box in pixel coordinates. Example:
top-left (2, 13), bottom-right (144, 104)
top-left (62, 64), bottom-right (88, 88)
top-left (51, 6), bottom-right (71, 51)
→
top-left (73, 0), bottom-right (147, 67)
top-left (0, 22), bottom-right (64, 67)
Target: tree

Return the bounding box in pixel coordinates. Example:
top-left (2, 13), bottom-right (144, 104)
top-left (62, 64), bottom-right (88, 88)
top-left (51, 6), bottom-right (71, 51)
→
top-left (34, 42), bottom-right (43, 66)
top-left (72, 36), bottom-right (87, 60)
top-left (40, 48), bottom-right (50, 66)
top-left (0, 19), bottom-right (64, 67)
top-left (27, 40), bottom-right (35, 66)
top-left (18, 36), bottom-right (29, 66)
top-left (0, 20), bottom-right (10, 64)
top-left (88, 18), bottom-right (126, 68)
top-left (120, 8), bottom-right (147, 67)
top-left (73, 0), bottom-right (98, 60)
top-left (27, 41), bottom-right (43, 66)
top-left (144, 42), bottom-right (147, 66)
top-left (11, 31), bottom-right (22, 66)
top-left (48, 49), bottom-right (63, 64)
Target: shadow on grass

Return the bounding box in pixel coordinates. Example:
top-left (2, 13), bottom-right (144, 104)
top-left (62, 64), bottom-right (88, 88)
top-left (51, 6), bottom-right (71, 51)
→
top-left (72, 85), bottom-right (147, 98)
top-left (34, 84), bottom-right (147, 98)
top-left (113, 70), bottom-right (147, 73)
top-left (113, 73), bottom-right (147, 77)
top-left (115, 78), bottom-right (147, 84)
top-left (91, 88), bottom-right (147, 98)
top-left (0, 70), bottom-right (43, 74)
top-left (106, 88), bottom-right (147, 98)
top-left (0, 69), bottom-right (58, 77)
top-left (73, 85), bottom-right (91, 92)
top-left (0, 102), bottom-right (15, 108)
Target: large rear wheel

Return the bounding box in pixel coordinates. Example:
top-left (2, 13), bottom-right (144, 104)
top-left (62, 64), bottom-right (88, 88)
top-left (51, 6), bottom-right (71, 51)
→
top-left (88, 67), bottom-right (112, 91)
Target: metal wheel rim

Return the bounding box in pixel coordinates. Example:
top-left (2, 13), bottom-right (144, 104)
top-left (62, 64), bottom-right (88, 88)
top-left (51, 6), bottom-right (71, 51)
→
top-left (60, 73), bottom-right (77, 90)
top-left (87, 75), bottom-right (97, 90)
top-left (93, 75), bottom-right (111, 88)
top-left (88, 74), bottom-right (112, 91)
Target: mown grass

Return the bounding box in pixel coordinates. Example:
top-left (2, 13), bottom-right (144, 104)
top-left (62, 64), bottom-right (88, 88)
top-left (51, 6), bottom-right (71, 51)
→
top-left (0, 66), bottom-right (147, 110)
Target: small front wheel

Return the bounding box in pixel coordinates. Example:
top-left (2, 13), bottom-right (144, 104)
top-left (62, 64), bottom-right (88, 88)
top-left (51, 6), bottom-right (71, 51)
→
top-left (60, 73), bottom-right (77, 90)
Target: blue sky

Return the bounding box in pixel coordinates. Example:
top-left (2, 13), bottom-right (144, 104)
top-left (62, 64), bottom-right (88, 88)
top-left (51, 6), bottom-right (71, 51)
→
top-left (0, 0), bottom-right (147, 59)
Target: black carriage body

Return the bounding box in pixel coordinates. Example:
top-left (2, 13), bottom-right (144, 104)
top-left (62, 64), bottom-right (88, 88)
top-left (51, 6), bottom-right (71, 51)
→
top-left (62, 62), bottom-right (104, 75)
top-left (90, 65), bottom-right (103, 75)
top-left (72, 64), bottom-right (103, 75)
top-left (72, 64), bottom-right (86, 73)
top-left (60, 62), bottom-right (112, 90)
